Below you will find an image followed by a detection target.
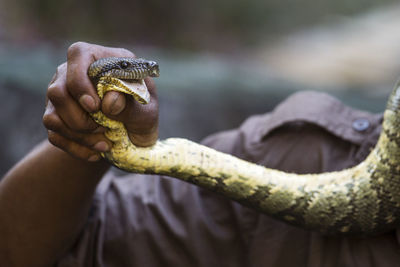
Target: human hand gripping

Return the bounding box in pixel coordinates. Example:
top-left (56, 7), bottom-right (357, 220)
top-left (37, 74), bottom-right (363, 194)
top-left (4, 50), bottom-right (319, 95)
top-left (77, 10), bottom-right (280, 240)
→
top-left (43, 42), bottom-right (159, 163)
top-left (0, 42), bottom-right (160, 267)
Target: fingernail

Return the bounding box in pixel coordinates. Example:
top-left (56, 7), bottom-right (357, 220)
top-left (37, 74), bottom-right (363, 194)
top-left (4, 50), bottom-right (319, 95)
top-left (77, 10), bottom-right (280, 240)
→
top-left (79, 94), bottom-right (96, 112)
top-left (110, 93), bottom-right (124, 115)
top-left (88, 154), bottom-right (101, 162)
top-left (93, 141), bottom-right (109, 152)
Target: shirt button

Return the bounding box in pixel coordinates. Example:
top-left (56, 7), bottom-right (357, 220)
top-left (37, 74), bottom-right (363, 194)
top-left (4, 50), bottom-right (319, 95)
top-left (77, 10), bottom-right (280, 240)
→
top-left (352, 118), bottom-right (370, 132)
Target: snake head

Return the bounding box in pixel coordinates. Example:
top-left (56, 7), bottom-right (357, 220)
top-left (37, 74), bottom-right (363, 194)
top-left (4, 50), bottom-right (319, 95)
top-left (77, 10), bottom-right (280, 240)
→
top-left (88, 57), bottom-right (160, 104)
top-left (88, 57), bottom-right (160, 81)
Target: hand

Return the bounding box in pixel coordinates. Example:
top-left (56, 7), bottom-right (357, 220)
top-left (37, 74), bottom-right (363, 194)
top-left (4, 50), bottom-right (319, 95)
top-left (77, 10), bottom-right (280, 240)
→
top-left (43, 42), bottom-right (159, 162)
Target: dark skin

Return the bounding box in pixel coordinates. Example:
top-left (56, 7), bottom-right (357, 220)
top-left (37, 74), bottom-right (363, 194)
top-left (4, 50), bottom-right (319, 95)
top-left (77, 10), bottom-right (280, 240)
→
top-left (0, 42), bottom-right (159, 267)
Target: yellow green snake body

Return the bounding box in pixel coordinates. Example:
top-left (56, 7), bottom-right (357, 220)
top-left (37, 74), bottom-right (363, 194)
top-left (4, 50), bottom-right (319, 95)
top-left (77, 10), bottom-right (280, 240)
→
top-left (88, 57), bottom-right (400, 235)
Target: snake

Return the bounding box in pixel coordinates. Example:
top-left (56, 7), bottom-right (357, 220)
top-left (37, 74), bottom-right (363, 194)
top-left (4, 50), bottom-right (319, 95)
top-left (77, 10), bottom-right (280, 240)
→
top-left (88, 57), bottom-right (400, 235)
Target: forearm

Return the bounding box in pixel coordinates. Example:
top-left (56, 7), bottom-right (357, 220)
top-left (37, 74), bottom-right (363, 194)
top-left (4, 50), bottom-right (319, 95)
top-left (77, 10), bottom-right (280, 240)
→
top-left (0, 140), bottom-right (110, 266)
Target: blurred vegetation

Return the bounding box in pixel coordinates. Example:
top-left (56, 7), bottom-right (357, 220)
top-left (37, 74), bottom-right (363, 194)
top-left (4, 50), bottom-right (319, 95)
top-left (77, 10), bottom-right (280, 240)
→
top-left (1, 0), bottom-right (397, 50)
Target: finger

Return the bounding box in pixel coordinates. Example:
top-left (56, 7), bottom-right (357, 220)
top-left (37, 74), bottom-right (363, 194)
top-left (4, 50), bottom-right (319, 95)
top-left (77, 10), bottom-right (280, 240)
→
top-left (43, 103), bottom-right (111, 152)
top-left (123, 95), bottom-right (159, 135)
top-left (103, 93), bottom-right (158, 132)
top-left (106, 95), bottom-right (158, 146)
top-left (47, 130), bottom-right (102, 162)
top-left (47, 67), bottom-right (99, 132)
top-left (102, 91), bottom-right (127, 116)
top-left (101, 77), bottom-right (159, 146)
top-left (121, 77), bottom-right (158, 133)
top-left (66, 42), bottom-right (135, 113)
top-left (46, 62), bottom-right (66, 106)
top-left (101, 78), bottom-right (157, 116)
top-left (67, 43), bottom-right (99, 112)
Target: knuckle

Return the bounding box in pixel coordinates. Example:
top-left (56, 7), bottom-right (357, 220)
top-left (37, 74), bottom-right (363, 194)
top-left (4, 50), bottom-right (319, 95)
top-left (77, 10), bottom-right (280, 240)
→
top-left (47, 131), bottom-right (63, 148)
top-left (67, 42), bottom-right (88, 59)
top-left (42, 112), bottom-right (60, 131)
top-left (48, 63), bottom-right (67, 89)
top-left (47, 83), bottom-right (66, 104)
top-left (48, 73), bottom-right (57, 86)
top-left (56, 62), bottom-right (67, 74)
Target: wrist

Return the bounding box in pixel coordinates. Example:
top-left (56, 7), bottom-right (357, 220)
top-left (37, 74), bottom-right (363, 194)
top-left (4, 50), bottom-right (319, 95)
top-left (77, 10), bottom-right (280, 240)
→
top-left (43, 140), bottom-right (111, 183)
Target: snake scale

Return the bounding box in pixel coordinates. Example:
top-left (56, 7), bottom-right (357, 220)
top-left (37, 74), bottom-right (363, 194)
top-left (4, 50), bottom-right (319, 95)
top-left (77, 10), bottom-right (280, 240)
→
top-left (88, 57), bottom-right (400, 235)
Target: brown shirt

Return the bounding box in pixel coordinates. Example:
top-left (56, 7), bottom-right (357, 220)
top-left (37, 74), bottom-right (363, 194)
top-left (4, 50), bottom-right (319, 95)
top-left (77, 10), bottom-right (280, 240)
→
top-left (57, 91), bottom-right (400, 267)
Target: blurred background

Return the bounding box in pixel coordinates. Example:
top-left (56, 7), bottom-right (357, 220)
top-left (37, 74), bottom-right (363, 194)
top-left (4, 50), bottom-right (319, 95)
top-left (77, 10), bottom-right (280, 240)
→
top-left (1, 0), bottom-right (399, 176)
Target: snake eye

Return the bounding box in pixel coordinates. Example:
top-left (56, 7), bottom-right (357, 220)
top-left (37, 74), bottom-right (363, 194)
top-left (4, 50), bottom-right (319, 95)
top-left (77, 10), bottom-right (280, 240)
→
top-left (120, 61), bottom-right (129, 69)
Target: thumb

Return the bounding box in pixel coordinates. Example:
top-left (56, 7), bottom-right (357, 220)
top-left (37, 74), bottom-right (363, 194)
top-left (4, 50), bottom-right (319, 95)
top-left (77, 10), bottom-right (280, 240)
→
top-left (101, 78), bottom-right (159, 147)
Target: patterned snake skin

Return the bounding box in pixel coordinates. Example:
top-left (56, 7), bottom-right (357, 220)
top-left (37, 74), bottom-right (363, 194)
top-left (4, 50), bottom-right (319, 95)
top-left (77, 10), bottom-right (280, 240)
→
top-left (88, 57), bottom-right (400, 235)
